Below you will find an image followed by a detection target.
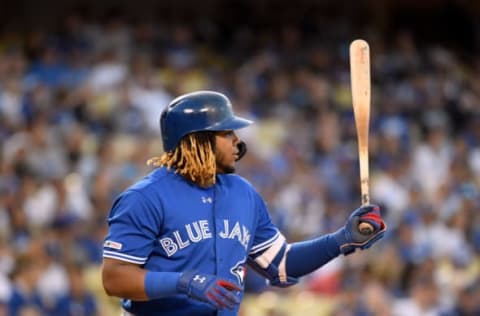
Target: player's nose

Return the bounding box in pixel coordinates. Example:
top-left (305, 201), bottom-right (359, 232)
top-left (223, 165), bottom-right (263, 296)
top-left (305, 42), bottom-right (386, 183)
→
top-left (231, 132), bottom-right (239, 144)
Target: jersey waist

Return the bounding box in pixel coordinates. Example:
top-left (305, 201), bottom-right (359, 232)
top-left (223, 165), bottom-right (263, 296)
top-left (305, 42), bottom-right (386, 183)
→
top-left (122, 296), bottom-right (239, 316)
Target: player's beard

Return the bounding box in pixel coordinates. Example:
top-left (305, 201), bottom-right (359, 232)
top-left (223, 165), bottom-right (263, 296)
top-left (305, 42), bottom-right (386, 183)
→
top-left (221, 164), bottom-right (235, 174)
top-left (215, 154), bottom-right (236, 174)
top-left (216, 160), bottom-right (235, 174)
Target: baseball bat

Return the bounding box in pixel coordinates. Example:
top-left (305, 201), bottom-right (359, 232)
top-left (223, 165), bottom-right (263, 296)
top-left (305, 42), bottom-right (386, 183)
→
top-left (350, 39), bottom-right (374, 235)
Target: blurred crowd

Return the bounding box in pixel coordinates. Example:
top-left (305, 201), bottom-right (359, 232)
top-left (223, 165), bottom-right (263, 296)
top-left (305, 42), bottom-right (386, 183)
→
top-left (1, 6), bottom-right (480, 316)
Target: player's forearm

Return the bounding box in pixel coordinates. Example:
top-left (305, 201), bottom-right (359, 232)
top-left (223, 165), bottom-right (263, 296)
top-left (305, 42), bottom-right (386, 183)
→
top-left (285, 234), bottom-right (340, 277)
top-left (102, 258), bottom-right (150, 300)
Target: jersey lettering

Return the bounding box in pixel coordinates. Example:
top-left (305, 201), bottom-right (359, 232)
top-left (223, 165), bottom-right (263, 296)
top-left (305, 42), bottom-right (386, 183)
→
top-left (159, 219), bottom-right (251, 256)
top-left (160, 238), bottom-right (178, 256)
top-left (186, 222), bottom-right (202, 242)
top-left (242, 226), bottom-right (251, 249)
top-left (173, 231), bottom-right (190, 249)
top-left (219, 220), bottom-right (251, 249)
top-left (199, 220), bottom-right (212, 238)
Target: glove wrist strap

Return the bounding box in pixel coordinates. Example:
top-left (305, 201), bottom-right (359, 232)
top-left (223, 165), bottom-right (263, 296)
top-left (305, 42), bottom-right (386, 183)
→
top-left (177, 270), bottom-right (197, 294)
top-left (144, 271), bottom-right (182, 299)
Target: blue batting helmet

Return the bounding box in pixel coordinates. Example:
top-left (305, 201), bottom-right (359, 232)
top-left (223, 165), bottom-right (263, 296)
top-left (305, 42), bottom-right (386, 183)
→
top-left (160, 91), bottom-right (253, 152)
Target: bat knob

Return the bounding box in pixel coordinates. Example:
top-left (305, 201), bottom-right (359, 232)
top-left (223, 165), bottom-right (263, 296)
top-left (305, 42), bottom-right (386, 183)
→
top-left (358, 222), bottom-right (374, 235)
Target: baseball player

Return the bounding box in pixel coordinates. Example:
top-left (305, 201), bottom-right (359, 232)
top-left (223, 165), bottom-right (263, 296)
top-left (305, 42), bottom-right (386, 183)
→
top-left (101, 91), bottom-right (386, 316)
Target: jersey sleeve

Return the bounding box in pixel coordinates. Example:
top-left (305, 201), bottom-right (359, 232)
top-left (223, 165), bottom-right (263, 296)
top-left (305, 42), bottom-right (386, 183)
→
top-left (247, 190), bottom-right (297, 287)
top-left (248, 191), bottom-right (284, 256)
top-left (103, 189), bottom-right (162, 265)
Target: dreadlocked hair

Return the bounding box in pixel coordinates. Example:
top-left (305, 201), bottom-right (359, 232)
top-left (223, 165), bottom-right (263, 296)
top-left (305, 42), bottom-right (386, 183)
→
top-left (147, 132), bottom-right (217, 187)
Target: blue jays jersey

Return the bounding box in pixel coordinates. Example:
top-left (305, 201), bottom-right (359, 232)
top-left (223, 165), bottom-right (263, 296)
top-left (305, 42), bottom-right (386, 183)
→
top-left (103, 167), bottom-right (281, 316)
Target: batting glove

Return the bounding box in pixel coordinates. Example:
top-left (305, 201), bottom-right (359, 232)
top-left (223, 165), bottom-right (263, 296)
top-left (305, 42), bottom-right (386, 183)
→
top-left (177, 271), bottom-right (241, 310)
top-left (333, 205), bottom-right (386, 255)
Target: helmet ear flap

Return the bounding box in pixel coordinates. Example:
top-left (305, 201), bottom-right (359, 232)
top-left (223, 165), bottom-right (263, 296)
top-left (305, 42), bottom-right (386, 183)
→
top-left (235, 141), bottom-right (247, 161)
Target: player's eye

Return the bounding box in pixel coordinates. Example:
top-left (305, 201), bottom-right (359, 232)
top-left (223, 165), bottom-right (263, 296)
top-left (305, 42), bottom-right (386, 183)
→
top-left (217, 131), bottom-right (234, 138)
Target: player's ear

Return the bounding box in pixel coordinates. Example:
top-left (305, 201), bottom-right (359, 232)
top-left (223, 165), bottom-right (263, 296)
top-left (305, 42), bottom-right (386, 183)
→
top-left (235, 141), bottom-right (247, 161)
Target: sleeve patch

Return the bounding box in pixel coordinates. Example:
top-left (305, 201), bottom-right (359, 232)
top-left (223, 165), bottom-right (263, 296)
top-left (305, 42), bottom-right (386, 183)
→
top-left (104, 240), bottom-right (123, 250)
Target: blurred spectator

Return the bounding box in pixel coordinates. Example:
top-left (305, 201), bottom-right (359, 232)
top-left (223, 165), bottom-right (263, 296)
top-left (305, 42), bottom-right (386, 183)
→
top-left (51, 264), bottom-right (98, 316)
top-left (392, 274), bottom-right (443, 316)
top-left (449, 281), bottom-right (480, 316)
top-left (7, 253), bottom-right (45, 316)
top-left (0, 1), bottom-right (480, 314)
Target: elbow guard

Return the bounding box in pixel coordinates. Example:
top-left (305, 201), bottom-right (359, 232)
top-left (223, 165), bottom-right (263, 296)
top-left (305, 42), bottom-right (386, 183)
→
top-left (247, 233), bottom-right (298, 288)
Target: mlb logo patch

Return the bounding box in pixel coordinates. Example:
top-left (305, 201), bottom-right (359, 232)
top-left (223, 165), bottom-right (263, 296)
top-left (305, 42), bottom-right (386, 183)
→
top-left (104, 240), bottom-right (123, 250)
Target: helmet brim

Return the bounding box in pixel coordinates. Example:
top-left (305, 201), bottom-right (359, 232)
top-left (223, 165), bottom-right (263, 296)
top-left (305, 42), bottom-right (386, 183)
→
top-left (206, 115), bottom-right (254, 131)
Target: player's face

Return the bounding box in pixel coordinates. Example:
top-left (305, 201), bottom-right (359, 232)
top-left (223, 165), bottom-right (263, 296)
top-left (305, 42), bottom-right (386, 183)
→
top-left (215, 130), bottom-right (239, 174)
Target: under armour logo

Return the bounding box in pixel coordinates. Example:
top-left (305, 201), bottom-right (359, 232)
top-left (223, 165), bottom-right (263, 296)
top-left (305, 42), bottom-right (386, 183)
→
top-left (193, 275), bottom-right (206, 283)
top-left (201, 196), bottom-right (213, 204)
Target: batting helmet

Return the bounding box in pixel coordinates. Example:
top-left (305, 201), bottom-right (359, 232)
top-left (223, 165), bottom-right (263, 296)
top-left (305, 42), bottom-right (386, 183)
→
top-left (160, 91), bottom-right (253, 152)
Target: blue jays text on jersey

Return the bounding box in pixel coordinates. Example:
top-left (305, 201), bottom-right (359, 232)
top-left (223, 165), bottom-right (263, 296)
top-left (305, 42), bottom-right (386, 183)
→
top-left (103, 166), bottom-right (284, 316)
top-left (158, 219), bottom-right (251, 257)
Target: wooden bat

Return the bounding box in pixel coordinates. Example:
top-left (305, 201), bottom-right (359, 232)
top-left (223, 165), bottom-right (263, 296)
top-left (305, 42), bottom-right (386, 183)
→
top-left (350, 39), bottom-right (374, 235)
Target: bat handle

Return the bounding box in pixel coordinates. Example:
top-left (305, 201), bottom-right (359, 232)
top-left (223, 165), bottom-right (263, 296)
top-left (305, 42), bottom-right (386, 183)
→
top-left (359, 195), bottom-right (373, 235)
top-left (358, 221), bottom-right (374, 235)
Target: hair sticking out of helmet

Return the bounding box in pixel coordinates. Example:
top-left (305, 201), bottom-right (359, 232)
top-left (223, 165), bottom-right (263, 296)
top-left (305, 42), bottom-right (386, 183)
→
top-left (147, 132), bottom-right (217, 187)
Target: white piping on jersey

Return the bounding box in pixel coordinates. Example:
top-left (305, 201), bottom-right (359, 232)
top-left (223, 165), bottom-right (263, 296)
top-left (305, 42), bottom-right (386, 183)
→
top-left (249, 231), bottom-right (281, 255)
top-left (278, 244), bottom-right (291, 282)
top-left (103, 250), bottom-right (147, 264)
top-left (253, 234), bottom-right (286, 268)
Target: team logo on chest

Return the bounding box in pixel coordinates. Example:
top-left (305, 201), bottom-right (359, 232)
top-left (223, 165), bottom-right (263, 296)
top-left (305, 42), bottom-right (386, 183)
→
top-left (231, 259), bottom-right (247, 285)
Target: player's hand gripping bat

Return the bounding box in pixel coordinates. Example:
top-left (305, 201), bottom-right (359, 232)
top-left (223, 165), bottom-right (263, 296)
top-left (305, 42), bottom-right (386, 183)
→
top-left (350, 39), bottom-right (374, 235)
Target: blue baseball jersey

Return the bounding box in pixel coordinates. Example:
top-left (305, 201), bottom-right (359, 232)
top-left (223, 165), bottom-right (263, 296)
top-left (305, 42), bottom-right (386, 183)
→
top-left (103, 166), bottom-right (281, 316)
